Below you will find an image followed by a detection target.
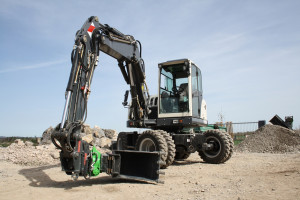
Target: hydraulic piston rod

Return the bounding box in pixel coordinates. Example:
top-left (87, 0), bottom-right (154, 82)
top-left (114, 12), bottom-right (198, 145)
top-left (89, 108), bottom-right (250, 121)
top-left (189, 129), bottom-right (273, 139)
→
top-left (60, 91), bottom-right (71, 129)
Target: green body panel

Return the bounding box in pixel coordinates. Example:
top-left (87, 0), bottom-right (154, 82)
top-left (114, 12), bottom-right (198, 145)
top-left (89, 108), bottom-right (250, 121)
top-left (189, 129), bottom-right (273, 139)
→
top-left (183, 124), bottom-right (227, 133)
top-left (91, 146), bottom-right (101, 176)
top-left (197, 125), bottom-right (227, 132)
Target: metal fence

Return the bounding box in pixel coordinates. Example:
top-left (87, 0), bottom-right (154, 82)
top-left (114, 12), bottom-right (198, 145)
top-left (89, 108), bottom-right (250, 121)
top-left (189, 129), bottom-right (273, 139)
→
top-left (221, 121), bottom-right (266, 144)
top-left (222, 121), bottom-right (266, 134)
top-left (231, 122), bottom-right (259, 133)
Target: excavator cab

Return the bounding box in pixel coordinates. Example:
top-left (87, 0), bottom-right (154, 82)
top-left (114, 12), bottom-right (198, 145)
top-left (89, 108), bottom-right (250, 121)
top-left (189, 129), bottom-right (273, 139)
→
top-left (156, 59), bottom-right (207, 130)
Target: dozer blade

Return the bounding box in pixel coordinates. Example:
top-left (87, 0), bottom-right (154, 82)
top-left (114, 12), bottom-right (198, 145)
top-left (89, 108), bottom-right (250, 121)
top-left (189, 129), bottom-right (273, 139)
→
top-left (102, 150), bottom-right (162, 183)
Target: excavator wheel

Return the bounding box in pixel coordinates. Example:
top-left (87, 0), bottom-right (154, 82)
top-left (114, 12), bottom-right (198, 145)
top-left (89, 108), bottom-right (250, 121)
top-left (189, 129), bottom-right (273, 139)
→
top-left (156, 130), bottom-right (176, 169)
top-left (135, 130), bottom-right (168, 167)
top-left (116, 132), bottom-right (129, 150)
top-left (221, 131), bottom-right (234, 163)
top-left (176, 152), bottom-right (191, 160)
top-left (175, 145), bottom-right (191, 160)
top-left (198, 130), bottom-right (233, 164)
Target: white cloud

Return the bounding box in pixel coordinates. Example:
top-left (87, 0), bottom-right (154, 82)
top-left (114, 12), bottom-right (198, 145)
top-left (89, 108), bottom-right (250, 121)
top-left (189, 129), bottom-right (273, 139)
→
top-left (0, 59), bottom-right (67, 74)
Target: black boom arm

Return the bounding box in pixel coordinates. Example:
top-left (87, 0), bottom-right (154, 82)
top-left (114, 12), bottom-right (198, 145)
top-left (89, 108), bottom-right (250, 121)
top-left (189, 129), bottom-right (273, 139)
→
top-left (52, 16), bottom-right (150, 158)
top-left (60, 16), bottom-right (150, 129)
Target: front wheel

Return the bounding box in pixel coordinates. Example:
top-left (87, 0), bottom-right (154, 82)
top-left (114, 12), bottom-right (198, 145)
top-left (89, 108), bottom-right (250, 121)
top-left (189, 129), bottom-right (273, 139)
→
top-left (135, 130), bottom-right (168, 167)
top-left (156, 130), bottom-right (175, 169)
top-left (116, 132), bottom-right (129, 150)
top-left (198, 130), bottom-right (233, 164)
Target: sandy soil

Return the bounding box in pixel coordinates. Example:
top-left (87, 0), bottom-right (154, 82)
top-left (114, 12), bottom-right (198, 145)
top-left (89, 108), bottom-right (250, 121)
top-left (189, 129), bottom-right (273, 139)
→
top-left (0, 152), bottom-right (299, 200)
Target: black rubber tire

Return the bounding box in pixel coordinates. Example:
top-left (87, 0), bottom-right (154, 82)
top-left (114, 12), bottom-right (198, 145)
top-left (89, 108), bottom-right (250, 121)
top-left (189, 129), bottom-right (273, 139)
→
top-left (198, 130), bottom-right (233, 164)
top-left (175, 146), bottom-right (191, 160)
top-left (221, 132), bottom-right (234, 162)
top-left (175, 152), bottom-right (191, 160)
top-left (135, 130), bottom-right (168, 167)
top-left (157, 130), bottom-right (176, 168)
top-left (117, 132), bottom-right (129, 150)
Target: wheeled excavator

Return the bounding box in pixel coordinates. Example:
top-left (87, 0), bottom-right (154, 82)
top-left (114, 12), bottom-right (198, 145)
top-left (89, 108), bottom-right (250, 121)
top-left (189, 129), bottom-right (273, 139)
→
top-left (51, 16), bottom-right (234, 183)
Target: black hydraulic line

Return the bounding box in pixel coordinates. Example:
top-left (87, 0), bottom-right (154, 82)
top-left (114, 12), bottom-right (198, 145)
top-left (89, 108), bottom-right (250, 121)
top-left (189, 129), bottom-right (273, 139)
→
top-left (136, 40), bottom-right (142, 58)
top-left (67, 47), bottom-right (80, 92)
top-left (71, 70), bottom-right (82, 122)
top-left (81, 93), bottom-right (88, 124)
top-left (118, 61), bottom-right (130, 84)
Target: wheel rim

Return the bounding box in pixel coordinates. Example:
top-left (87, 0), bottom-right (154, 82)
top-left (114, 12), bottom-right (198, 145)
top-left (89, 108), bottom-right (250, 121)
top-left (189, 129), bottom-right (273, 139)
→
top-left (139, 138), bottom-right (156, 151)
top-left (203, 136), bottom-right (221, 158)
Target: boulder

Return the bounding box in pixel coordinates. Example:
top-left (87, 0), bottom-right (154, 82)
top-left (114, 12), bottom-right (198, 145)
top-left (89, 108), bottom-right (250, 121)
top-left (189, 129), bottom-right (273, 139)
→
top-left (25, 141), bottom-right (33, 146)
top-left (99, 137), bottom-right (112, 148)
top-left (93, 138), bottom-right (102, 147)
top-left (82, 134), bottom-right (93, 144)
top-left (93, 126), bottom-right (105, 138)
top-left (104, 129), bottom-right (117, 139)
top-left (82, 124), bottom-right (92, 135)
top-left (14, 139), bottom-right (24, 146)
top-left (41, 126), bottom-right (53, 145)
top-left (50, 152), bottom-right (60, 159)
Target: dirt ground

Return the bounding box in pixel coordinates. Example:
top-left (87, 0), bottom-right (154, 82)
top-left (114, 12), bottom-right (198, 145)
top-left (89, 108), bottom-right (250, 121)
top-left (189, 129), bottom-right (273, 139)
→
top-left (0, 152), bottom-right (299, 200)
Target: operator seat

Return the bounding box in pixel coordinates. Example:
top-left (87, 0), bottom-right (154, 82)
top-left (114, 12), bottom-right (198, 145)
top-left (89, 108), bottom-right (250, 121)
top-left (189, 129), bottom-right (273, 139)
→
top-left (161, 91), bottom-right (171, 113)
top-left (179, 83), bottom-right (188, 101)
top-left (179, 83), bottom-right (188, 112)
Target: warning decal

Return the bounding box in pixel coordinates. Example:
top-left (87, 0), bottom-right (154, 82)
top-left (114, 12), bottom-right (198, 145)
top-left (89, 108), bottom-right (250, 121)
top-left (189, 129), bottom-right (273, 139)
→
top-left (87, 23), bottom-right (95, 37)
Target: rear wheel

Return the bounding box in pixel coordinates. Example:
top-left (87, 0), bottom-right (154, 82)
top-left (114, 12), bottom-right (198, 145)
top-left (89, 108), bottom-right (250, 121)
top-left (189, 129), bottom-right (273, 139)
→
top-left (175, 146), bottom-right (191, 160)
top-left (136, 130), bottom-right (168, 167)
top-left (222, 132), bottom-right (234, 162)
top-left (198, 130), bottom-right (233, 164)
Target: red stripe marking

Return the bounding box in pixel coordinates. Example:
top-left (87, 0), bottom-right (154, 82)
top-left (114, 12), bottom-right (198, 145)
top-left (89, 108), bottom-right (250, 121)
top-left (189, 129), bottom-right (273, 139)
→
top-left (84, 153), bottom-right (87, 165)
top-left (87, 25), bottom-right (95, 33)
top-left (77, 141), bottom-right (81, 152)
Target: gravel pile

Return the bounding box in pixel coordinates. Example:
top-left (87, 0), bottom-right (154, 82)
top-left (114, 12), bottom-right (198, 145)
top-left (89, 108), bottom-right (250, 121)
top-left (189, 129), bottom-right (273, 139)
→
top-left (0, 142), bottom-right (60, 166)
top-left (0, 124), bottom-right (117, 166)
top-left (236, 124), bottom-right (300, 153)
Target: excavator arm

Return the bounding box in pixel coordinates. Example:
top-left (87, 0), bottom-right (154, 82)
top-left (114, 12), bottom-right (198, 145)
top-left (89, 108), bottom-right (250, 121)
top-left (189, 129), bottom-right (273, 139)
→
top-left (61, 16), bottom-right (149, 129)
top-left (51, 16), bottom-right (161, 182)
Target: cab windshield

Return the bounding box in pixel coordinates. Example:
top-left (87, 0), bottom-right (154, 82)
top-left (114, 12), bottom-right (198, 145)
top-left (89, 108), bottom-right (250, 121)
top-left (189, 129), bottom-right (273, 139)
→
top-left (159, 64), bottom-right (189, 114)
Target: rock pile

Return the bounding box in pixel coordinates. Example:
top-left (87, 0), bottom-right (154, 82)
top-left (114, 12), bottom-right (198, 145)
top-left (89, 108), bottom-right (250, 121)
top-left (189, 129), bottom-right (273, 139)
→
top-left (40, 124), bottom-right (117, 148)
top-left (0, 124), bottom-right (118, 166)
top-left (80, 124), bottom-right (117, 148)
top-left (236, 124), bottom-right (300, 153)
top-left (0, 143), bottom-right (60, 166)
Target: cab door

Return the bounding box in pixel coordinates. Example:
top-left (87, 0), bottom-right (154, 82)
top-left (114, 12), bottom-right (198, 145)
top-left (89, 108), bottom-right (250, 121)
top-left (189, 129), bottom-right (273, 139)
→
top-left (191, 64), bottom-right (203, 118)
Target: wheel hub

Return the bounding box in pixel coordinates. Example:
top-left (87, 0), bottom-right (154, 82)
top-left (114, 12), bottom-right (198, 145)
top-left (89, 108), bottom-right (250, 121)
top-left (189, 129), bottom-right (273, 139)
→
top-left (139, 138), bottom-right (156, 151)
top-left (203, 136), bottom-right (221, 158)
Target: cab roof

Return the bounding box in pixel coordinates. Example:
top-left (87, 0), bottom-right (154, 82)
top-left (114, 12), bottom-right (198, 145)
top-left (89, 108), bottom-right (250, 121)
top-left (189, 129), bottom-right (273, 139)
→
top-left (158, 58), bottom-right (190, 66)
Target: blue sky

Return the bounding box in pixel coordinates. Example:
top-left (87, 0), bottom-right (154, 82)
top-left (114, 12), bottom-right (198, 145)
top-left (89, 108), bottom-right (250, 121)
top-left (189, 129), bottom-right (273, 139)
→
top-left (0, 0), bottom-right (299, 137)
